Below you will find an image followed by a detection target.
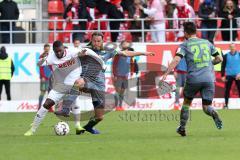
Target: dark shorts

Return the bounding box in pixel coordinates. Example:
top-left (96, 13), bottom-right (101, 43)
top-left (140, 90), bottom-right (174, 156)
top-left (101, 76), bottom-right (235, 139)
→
top-left (176, 73), bottom-right (186, 87)
top-left (183, 82), bottom-right (215, 103)
top-left (40, 79), bottom-right (50, 91)
top-left (80, 56), bottom-right (105, 108)
top-left (113, 77), bottom-right (128, 89)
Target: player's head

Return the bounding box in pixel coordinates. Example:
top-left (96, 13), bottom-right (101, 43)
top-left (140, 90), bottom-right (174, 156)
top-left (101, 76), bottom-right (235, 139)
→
top-left (44, 43), bottom-right (50, 53)
top-left (183, 22), bottom-right (197, 39)
top-left (73, 38), bottom-right (81, 48)
top-left (91, 32), bottom-right (104, 50)
top-left (53, 40), bottom-right (64, 59)
top-left (120, 40), bottom-right (131, 51)
top-left (229, 43), bottom-right (236, 53)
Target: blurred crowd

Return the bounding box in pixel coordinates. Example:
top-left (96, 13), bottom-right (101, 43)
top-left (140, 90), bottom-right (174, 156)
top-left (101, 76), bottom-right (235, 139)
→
top-left (1, 0), bottom-right (240, 43)
top-left (61, 0), bottom-right (240, 43)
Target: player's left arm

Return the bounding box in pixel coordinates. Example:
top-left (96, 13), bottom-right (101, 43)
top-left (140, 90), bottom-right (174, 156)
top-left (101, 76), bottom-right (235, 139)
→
top-left (118, 50), bottom-right (155, 57)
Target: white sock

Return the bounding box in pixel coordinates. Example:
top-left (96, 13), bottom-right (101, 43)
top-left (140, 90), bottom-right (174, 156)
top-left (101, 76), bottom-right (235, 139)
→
top-left (31, 107), bottom-right (48, 132)
top-left (72, 105), bottom-right (81, 128)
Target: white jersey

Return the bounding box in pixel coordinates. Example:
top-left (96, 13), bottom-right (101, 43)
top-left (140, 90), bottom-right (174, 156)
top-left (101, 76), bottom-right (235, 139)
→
top-left (42, 48), bottom-right (83, 92)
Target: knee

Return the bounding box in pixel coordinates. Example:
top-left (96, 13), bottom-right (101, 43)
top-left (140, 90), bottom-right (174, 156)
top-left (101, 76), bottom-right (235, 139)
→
top-left (43, 99), bottom-right (55, 109)
top-left (202, 105), bottom-right (208, 113)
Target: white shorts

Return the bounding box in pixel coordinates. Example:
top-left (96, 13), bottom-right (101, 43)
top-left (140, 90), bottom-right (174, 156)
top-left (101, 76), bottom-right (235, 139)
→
top-left (47, 90), bottom-right (65, 104)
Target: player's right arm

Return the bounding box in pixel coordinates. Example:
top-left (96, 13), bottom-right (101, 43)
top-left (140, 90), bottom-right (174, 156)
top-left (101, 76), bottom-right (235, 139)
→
top-left (37, 55), bottom-right (48, 66)
top-left (162, 47), bottom-right (183, 81)
top-left (37, 52), bottom-right (52, 66)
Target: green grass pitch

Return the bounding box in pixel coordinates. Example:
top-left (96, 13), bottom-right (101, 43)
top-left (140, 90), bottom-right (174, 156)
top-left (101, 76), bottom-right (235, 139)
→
top-left (0, 110), bottom-right (239, 160)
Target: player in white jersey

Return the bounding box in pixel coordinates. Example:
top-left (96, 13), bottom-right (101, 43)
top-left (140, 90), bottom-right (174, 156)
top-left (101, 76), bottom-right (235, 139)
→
top-left (24, 40), bottom-right (104, 136)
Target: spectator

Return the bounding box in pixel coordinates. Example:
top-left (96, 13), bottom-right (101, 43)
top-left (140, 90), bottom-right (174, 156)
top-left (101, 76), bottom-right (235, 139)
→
top-left (0, 46), bottom-right (15, 100)
top-left (198, 0), bottom-right (218, 43)
top-left (221, 43), bottom-right (240, 109)
top-left (63, 0), bottom-right (95, 42)
top-left (173, 0), bottom-right (195, 41)
top-left (38, 44), bottom-right (52, 108)
top-left (165, 0), bottom-right (177, 29)
top-left (0, 0), bottom-right (19, 44)
top-left (95, 0), bottom-right (124, 42)
top-left (128, 0), bottom-right (149, 42)
top-left (219, 0), bottom-right (240, 41)
top-left (217, 0), bottom-right (239, 12)
top-left (139, 0), bottom-right (167, 43)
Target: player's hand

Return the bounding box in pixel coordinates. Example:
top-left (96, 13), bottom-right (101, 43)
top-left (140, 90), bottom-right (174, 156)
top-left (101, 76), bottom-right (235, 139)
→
top-left (145, 52), bottom-right (155, 56)
top-left (78, 49), bottom-right (87, 57)
top-left (221, 76), bottom-right (226, 82)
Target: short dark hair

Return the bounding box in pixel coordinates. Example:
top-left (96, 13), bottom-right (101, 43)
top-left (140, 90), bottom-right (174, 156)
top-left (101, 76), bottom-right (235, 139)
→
top-left (73, 38), bottom-right (80, 42)
top-left (53, 40), bottom-right (63, 49)
top-left (91, 32), bottom-right (104, 38)
top-left (183, 22), bottom-right (196, 35)
top-left (44, 43), bottom-right (50, 48)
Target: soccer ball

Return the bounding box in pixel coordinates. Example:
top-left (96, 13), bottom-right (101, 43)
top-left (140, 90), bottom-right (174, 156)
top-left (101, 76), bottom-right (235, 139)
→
top-left (54, 121), bottom-right (70, 136)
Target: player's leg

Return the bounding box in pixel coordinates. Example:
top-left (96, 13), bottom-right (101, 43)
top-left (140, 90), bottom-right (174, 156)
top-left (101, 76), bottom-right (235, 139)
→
top-left (83, 106), bottom-right (104, 134)
top-left (118, 79), bottom-right (128, 107)
top-left (0, 80), bottom-right (4, 100)
top-left (39, 79), bottom-right (46, 109)
top-left (224, 76), bottom-right (234, 109)
top-left (4, 80), bottom-right (11, 100)
top-left (201, 82), bottom-right (223, 129)
top-left (71, 104), bottom-right (85, 135)
top-left (235, 79), bottom-right (240, 98)
top-left (38, 90), bottom-right (45, 109)
top-left (177, 83), bottom-right (199, 136)
top-left (113, 78), bottom-right (122, 108)
top-left (114, 78), bottom-right (127, 110)
top-left (24, 90), bottom-right (64, 136)
top-left (175, 73), bottom-right (185, 109)
top-left (54, 78), bottom-right (85, 116)
top-left (83, 90), bottom-right (105, 134)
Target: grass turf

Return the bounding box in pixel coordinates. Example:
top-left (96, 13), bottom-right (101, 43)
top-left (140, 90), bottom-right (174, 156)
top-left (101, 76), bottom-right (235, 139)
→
top-left (0, 110), bottom-right (239, 160)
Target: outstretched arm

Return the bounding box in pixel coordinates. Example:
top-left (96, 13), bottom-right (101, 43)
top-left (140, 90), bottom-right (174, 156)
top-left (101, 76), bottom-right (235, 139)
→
top-left (118, 50), bottom-right (155, 57)
top-left (161, 55), bottom-right (182, 81)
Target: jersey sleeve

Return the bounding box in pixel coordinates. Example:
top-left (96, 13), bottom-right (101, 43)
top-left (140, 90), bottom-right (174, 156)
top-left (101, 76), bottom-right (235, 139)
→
top-left (110, 49), bottom-right (118, 59)
top-left (70, 48), bottom-right (84, 58)
top-left (210, 43), bottom-right (219, 56)
top-left (175, 46), bottom-right (185, 58)
top-left (42, 54), bottom-right (53, 66)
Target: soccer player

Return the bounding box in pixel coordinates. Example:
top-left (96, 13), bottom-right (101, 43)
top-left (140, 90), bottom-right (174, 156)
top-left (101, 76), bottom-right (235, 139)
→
top-left (24, 40), bottom-right (104, 136)
top-left (162, 22), bottom-right (223, 137)
top-left (55, 32), bottom-right (154, 134)
top-left (38, 44), bottom-right (52, 109)
top-left (112, 40), bottom-right (136, 111)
